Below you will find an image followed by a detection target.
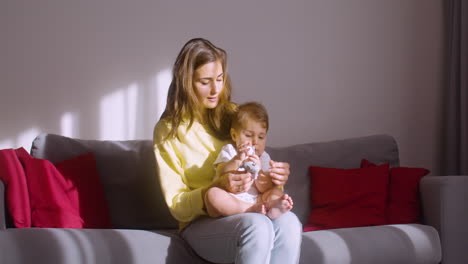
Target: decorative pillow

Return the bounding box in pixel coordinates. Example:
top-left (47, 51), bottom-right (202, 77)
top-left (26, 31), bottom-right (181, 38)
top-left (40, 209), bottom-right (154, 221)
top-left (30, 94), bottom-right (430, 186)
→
top-left (55, 152), bottom-right (112, 228)
top-left (304, 164), bottom-right (389, 231)
top-left (15, 148), bottom-right (84, 228)
top-left (361, 159), bottom-right (430, 224)
top-left (0, 148), bottom-right (31, 228)
top-left (31, 133), bottom-right (177, 230)
top-left (15, 148), bottom-right (112, 228)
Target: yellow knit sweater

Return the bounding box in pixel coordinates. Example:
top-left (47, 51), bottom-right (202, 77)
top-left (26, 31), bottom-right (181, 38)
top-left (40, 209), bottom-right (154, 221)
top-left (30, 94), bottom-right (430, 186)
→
top-left (153, 118), bottom-right (226, 230)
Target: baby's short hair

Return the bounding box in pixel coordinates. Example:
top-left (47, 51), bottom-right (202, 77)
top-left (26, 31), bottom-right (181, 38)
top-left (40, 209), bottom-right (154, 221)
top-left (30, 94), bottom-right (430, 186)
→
top-left (232, 102), bottom-right (269, 131)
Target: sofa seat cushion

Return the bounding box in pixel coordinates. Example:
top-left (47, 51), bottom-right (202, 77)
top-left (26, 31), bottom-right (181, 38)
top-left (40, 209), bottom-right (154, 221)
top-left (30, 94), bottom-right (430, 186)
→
top-left (300, 224), bottom-right (441, 264)
top-left (0, 228), bottom-right (210, 264)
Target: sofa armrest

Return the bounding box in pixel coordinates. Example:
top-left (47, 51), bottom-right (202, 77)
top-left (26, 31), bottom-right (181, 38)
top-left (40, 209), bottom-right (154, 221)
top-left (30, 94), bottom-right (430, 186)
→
top-left (420, 175), bottom-right (468, 264)
top-left (0, 179), bottom-right (5, 230)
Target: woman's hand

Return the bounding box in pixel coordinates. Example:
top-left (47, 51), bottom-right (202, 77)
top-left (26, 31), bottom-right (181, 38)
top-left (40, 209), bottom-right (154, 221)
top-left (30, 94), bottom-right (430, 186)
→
top-left (203, 170), bottom-right (253, 212)
top-left (220, 170), bottom-right (254, 194)
top-left (269, 160), bottom-right (290, 186)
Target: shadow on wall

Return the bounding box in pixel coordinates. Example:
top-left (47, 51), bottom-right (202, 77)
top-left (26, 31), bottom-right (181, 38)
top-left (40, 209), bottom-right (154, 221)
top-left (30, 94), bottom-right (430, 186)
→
top-left (2, 1), bottom-right (213, 151)
top-left (0, 68), bottom-right (171, 152)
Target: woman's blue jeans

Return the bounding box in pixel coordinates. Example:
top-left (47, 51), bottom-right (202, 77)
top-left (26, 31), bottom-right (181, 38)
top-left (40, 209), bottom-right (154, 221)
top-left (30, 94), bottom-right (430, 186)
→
top-left (181, 211), bottom-right (302, 264)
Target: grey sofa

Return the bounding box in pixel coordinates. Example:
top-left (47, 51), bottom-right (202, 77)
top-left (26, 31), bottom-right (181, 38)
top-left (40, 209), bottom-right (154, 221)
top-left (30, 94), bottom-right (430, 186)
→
top-left (0, 133), bottom-right (467, 264)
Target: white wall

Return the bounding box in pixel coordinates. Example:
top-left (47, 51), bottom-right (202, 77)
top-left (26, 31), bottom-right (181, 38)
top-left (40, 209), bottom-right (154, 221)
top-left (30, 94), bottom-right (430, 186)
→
top-left (1, 0), bottom-right (445, 174)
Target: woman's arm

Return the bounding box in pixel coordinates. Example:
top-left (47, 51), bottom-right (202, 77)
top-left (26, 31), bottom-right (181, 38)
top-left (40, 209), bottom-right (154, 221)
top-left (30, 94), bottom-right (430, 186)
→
top-left (153, 120), bottom-right (215, 224)
top-left (154, 140), bottom-right (207, 223)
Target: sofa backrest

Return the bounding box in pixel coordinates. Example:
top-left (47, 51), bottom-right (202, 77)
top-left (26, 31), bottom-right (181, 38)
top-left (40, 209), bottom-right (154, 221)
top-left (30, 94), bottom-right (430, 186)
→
top-left (266, 134), bottom-right (399, 224)
top-left (31, 134), bottom-right (178, 229)
top-left (31, 133), bottom-right (399, 229)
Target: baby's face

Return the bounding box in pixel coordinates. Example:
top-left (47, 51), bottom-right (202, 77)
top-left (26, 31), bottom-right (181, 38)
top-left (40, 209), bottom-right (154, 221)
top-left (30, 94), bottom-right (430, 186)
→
top-left (231, 119), bottom-right (267, 156)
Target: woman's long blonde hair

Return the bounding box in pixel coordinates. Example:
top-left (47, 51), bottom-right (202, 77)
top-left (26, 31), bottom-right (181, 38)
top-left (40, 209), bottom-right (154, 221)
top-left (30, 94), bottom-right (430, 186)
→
top-left (161, 38), bottom-right (235, 140)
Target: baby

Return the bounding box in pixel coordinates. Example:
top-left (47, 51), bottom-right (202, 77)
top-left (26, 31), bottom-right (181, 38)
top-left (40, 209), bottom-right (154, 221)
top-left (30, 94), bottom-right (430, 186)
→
top-left (205, 102), bottom-right (293, 219)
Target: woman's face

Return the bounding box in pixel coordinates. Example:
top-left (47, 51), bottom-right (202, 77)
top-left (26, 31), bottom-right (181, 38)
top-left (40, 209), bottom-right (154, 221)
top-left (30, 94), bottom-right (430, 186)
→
top-left (193, 60), bottom-right (224, 109)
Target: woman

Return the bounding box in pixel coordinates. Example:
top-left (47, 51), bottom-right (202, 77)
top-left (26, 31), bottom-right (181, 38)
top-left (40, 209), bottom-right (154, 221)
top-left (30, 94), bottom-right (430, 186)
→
top-left (153, 38), bottom-right (302, 263)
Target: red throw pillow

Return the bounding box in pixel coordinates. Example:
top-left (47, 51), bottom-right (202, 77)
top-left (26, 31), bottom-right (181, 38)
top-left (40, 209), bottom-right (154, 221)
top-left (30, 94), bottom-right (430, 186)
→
top-left (15, 148), bottom-right (84, 228)
top-left (361, 159), bottom-right (430, 224)
top-left (304, 164), bottom-right (389, 231)
top-left (0, 148), bottom-right (31, 228)
top-left (55, 153), bottom-right (112, 228)
top-left (15, 149), bottom-right (112, 228)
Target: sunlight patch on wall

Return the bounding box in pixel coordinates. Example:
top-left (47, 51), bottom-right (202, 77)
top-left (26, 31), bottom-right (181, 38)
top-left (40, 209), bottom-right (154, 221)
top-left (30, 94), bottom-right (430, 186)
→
top-left (17, 127), bottom-right (41, 152)
top-left (126, 83), bottom-right (138, 140)
top-left (99, 83), bottom-right (139, 140)
top-left (100, 89), bottom-right (125, 140)
top-left (61, 112), bottom-right (79, 138)
top-left (152, 68), bottom-right (171, 123)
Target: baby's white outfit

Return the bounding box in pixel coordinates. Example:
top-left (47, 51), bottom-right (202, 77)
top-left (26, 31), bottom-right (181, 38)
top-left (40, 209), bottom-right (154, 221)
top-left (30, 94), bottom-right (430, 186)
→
top-left (213, 144), bottom-right (271, 204)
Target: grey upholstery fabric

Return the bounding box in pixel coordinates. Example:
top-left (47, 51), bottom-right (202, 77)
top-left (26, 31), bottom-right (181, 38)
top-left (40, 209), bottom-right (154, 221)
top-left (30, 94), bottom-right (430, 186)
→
top-left (30, 133), bottom-right (178, 229)
top-left (420, 175), bottom-right (468, 264)
top-left (0, 224), bottom-right (441, 264)
top-left (30, 134), bottom-right (399, 229)
top-left (300, 224), bottom-right (441, 264)
top-left (266, 134), bottom-right (400, 224)
top-left (0, 181), bottom-right (5, 230)
top-left (0, 228), bottom-right (209, 264)
top-left (0, 133), bottom-right (447, 264)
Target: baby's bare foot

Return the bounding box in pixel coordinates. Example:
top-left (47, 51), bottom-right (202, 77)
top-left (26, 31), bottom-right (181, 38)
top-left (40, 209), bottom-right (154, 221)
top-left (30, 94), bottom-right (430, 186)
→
top-left (267, 194), bottom-right (293, 219)
top-left (247, 203), bottom-right (266, 215)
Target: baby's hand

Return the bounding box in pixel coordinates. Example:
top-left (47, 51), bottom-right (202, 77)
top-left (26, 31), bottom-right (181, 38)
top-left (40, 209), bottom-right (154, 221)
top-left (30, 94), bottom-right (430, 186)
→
top-left (242, 154), bottom-right (261, 179)
top-left (245, 153), bottom-right (261, 168)
top-left (236, 142), bottom-right (252, 161)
